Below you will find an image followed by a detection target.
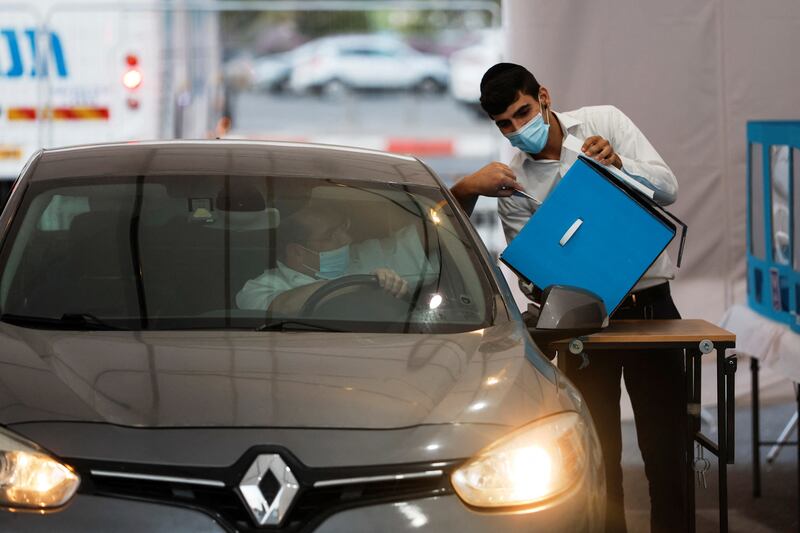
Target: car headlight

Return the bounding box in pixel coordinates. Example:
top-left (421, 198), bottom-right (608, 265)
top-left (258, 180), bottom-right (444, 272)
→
top-left (451, 411), bottom-right (590, 509)
top-left (0, 428), bottom-right (80, 510)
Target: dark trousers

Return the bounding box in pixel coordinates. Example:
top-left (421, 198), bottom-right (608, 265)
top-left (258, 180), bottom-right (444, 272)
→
top-left (564, 283), bottom-right (687, 533)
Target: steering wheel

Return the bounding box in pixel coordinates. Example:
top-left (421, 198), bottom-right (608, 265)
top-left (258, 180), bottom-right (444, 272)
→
top-left (300, 274), bottom-right (384, 317)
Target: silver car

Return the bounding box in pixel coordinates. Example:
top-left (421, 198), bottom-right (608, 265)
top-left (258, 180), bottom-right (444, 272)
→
top-left (0, 141), bottom-right (604, 532)
top-left (288, 34), bottom-right (449, 95)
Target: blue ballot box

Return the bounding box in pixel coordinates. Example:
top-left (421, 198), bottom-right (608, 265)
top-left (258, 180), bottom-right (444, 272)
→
top-left (500, 155), bottom-right (685, 314)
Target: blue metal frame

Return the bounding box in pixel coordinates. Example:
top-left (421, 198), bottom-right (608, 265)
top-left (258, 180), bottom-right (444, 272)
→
top-left (746, 121), bottom-right (800, 332)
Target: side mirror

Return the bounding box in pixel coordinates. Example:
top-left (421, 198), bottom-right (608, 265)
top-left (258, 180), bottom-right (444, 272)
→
top-left (536, 285), bottom-right (608, 331)
top-left (525, 285), bottom-right (608, 347)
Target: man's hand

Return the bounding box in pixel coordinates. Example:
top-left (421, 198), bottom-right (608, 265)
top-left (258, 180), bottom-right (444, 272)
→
top-left (450, 162), bottom-right (525, 215)
top-left (373, 269), bottom-right (408, 298)
top-left (459, 162), bottom-right (523, 197)
top-left (581, 136), bottom-right (622, 168)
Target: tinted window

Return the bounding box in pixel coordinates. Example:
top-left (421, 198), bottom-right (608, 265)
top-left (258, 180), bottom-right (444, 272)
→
top-left (0, 176), bottom-right (494, 333)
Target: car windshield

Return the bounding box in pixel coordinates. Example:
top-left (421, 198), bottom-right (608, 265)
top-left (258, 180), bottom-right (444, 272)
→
top-left (0, 175), bottom-right (495, 333)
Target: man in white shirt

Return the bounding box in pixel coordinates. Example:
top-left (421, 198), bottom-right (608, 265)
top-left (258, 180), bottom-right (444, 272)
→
top-left (451, 63), bottom-right (686, 533)
top-left (236, 203), bottom-right (423, 314)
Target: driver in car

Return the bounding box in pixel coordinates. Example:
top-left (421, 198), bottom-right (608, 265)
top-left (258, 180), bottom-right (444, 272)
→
top-left (236, 203), bottom-right (429, 314)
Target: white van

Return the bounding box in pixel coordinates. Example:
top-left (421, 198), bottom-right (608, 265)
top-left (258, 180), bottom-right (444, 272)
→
top-left (0, 1), bottom-right (223, 201)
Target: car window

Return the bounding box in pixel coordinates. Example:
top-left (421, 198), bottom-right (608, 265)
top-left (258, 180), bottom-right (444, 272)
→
top-left (0, 175), bottom-right (494, 333)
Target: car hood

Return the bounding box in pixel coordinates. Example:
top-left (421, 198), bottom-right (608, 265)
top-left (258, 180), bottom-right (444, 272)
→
top-left (0, 321), bottom-right (569, 430)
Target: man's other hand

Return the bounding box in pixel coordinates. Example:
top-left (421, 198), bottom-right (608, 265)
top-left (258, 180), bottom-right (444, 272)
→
top-left (458, 162), bottom-right (523, 198)
top-left (581, 136), bottom-right (622, 168)
top-left (450, 162), bottom-right (524, 215)
top-left (373, 269), bottom-right (409, 298)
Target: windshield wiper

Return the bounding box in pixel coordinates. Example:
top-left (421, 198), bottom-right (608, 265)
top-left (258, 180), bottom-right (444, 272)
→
top-left (60, 313), bottom-right (129, 330)
top-left (255, 320), bottom-right (344, 332)
top-left (0, 313), bottom-right (129, 331)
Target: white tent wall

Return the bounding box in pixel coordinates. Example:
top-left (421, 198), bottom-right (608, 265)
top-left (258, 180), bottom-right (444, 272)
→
top-left (503, 0), bottom-right (800, 322)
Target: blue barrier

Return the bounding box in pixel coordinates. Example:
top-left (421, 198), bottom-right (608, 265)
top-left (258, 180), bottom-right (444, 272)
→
top-left (747, 121), bottom-right (800, 332)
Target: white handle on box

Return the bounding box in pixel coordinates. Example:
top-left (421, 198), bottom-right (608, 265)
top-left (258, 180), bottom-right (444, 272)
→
top-left (559, 218), bottom-right (583, 246)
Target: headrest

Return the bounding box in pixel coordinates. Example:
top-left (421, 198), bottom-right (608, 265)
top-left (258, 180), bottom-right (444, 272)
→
top-left (215, 182), bottom-right (266, 212)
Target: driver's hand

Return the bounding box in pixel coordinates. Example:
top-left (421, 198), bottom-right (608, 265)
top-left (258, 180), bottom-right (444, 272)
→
top-left (373, 269), bottom-right (408, 298)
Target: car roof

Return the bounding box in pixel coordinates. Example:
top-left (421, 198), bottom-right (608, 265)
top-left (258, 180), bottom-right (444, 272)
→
top-left (30, 140), bottom-right (439, 186)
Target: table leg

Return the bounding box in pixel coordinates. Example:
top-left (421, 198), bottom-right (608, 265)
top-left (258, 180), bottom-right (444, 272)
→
top-left (752, 357), bottom-right (761, 498)
top-left (717, 347), bottom-right (728, 532)
top-left (726, 352), bottom-right (737, 463)
top-left (686, 348), bottom-right (697, 533)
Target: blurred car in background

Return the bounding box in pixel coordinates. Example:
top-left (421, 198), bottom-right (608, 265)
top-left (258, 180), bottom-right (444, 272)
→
top-left (449, 29), bottom-right (502, 113)
top-left (289, 34), bottom-right (449, 95)
top-left (223, 52), bottom-right (256, 91)
top-left (251, 52), bottom-right (293, 92)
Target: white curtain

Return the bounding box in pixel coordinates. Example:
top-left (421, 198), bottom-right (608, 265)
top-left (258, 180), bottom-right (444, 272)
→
top-left (501, 0), bottom-right (800, 321)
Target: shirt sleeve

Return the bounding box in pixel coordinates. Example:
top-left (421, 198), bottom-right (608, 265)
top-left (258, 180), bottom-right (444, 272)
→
top-left (235, 271), bottom-right (287, 310)
top-left (497, 196), bottom-right (532, 244)
top-left (380, 225), bottom-right (440, 280)
top-left (350, 225), bottom-right (439, 284)
top-left (605, 106), bottom-right (679, 206)
top-left (497, 196), bottom-right (539, 300)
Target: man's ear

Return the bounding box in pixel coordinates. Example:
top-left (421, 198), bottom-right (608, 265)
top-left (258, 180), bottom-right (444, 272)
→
top-left (538, 87), bottom-right (551, 110)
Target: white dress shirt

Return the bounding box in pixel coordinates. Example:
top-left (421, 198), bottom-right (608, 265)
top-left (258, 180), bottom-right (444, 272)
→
top-left (498, 105), bottom-right (679, 294)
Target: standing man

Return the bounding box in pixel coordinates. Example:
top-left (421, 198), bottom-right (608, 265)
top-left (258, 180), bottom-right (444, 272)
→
top-left (451, 63), bottom-right (685, 533)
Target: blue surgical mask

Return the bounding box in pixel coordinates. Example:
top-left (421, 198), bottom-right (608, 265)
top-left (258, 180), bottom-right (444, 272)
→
top-left (504, 103), bottom-right (550, 154)
top-left (314, 244), bottom-right (350, 279)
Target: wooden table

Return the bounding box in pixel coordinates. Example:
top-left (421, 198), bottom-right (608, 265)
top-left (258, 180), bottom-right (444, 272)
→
top-left (550, 319), bottom-right (737, 533)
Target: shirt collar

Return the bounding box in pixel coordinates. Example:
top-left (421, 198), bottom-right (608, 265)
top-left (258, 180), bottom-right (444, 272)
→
top-left (553, 110), bottom-right (582, 136)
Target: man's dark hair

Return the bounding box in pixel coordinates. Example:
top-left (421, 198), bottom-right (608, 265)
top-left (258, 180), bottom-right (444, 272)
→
top-left (276, 208), bottom-right (314, 261)
top-left (479, 63), bottom-right (541, 116)
top-left (276, 204), bottom-right (341, 260)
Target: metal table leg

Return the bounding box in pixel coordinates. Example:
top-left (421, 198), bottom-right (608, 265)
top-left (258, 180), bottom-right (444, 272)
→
top-left (686, 349), bottom-right (698, 533)
top-left (717, 345), bottom-right (729, 533)
top-left (752, 357), bottom-right (761, 498)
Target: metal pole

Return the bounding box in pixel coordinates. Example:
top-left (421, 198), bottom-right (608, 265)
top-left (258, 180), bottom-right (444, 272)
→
top-left (766, 412), bottom-right (798, 463)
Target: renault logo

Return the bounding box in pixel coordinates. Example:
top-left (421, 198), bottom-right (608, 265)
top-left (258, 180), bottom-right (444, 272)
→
top-left (238, 454), bottom-right (299, 526)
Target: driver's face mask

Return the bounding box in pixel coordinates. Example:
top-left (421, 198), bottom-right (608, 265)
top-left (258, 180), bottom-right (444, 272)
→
top-left (301, 244), bottom-right (351, 279)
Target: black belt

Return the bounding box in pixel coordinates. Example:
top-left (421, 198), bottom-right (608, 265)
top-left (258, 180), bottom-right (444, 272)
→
top-left (617, 282), bottom-right (671, 310)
